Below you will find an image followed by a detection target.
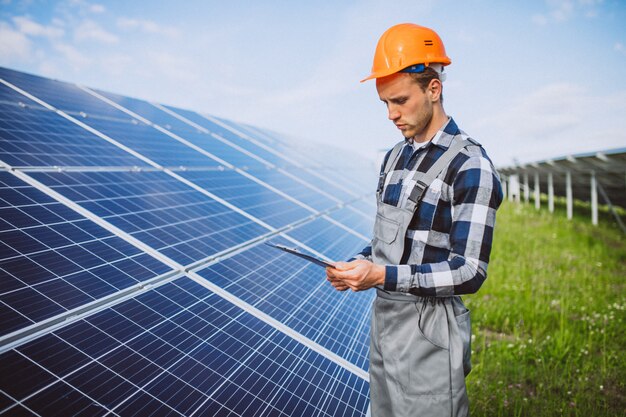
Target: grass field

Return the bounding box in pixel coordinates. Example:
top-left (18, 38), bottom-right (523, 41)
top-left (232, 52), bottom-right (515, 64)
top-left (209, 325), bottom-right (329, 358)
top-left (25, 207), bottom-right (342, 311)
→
top-left (465, 200), bottom-right (626, 416)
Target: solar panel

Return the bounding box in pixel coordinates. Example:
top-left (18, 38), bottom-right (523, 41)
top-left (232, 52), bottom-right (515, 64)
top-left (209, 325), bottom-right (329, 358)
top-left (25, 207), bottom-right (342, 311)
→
top-left (0, 171), bottom-right (173, 338)
top-left (28, 170), bottom-right (270, 265)
top-left (326, 205), bottom-right (376, 238)
top-left (0, 82), bottom-right (148, 168)
top-left (92, 90), bottom-right (274, 171)
top-left (245, 168), bottom-right (340, 211)
top-left (164, 105), bottom-right (291, 167)
top-left (195, 239), bottom-right (373, 370)
top-left (0, 278), bottom-right (369, 416)
top-left (0, 67), bottom-right (376, 416)
top-left (179, 170), bottom-right (313, 228)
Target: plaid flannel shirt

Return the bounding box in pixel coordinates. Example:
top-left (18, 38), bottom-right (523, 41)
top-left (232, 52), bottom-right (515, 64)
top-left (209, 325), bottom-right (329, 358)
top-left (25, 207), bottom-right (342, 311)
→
top-left (355, 118), bottom-right (503, 296)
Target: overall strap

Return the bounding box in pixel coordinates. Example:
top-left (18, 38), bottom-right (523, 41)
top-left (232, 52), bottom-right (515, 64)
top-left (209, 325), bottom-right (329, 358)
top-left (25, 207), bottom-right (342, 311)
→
top-left (376, 140), bottom-right (406, 197)
top-left (406, 139), bottom-right (473, 206)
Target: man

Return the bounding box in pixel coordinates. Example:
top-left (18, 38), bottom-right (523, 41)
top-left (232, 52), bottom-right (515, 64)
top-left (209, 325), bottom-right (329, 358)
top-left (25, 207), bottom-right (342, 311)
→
top-left (326, 23), bottom-right (502, 417)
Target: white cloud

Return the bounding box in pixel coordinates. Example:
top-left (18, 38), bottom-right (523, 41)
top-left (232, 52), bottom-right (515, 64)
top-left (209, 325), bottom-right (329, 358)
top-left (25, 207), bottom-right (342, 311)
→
top-left (0, 22), bottom-right (33, 60)
top-left (12, 16), bottom-right (64, 38)
top-left (549, 0), bottom-right (575, 21)
top-left (74, 19), bottom-right (118, 43)
top-left (89, 3), bottom-right (105, 13)
top-left (531, 14), bottom-right (549, 25)
top-left (116, 17), bottom-right (180, 38)
top-left (53, 42), bottom-right (92, 69)
top-left (533, 0), bottom-right (603, 24)
top-left (65, 0), bottom-right (105, 15)
top-left (472, 83), bottom-right (626, 165)
top-left (615, 42), bottom-right (626, 56)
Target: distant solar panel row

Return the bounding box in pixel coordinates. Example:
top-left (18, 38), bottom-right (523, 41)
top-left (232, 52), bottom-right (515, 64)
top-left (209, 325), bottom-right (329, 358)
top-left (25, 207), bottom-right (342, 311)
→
top-left (0, 66), bottom-right (377, 416)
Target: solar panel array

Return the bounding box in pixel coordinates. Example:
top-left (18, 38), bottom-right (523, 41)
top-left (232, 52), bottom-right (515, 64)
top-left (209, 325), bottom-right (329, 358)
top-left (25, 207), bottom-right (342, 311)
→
top-left (0, 67), bottom-right (378, 416)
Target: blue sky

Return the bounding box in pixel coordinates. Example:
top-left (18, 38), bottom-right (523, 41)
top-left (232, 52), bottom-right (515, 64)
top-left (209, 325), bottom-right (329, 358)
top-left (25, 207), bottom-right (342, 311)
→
top-left (1, 0), bottom-right (625, 166)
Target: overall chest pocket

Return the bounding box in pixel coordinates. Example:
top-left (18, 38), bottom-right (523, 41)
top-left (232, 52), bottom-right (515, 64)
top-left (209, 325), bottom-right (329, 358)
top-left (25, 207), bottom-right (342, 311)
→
top-left (374, 212), bottom-right (401, 244)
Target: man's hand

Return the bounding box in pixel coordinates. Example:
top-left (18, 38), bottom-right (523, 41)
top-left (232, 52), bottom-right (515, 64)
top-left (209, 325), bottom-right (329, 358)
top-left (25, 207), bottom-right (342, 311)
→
top-left (326, 260), bottom-right (385, 292)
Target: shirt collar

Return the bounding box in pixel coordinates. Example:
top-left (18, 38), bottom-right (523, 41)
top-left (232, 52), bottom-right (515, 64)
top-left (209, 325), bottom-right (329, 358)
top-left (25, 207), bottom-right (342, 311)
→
top-left (405, 117), bottom-right (459, 150)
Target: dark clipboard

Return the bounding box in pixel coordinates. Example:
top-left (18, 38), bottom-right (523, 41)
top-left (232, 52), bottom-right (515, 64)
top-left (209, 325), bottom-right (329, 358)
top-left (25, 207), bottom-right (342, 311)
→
top-left (264, 242), bottom-right (336, 269)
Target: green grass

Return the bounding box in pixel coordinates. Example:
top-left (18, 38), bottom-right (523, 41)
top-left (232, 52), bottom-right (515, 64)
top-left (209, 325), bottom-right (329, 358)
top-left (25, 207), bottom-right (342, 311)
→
top-left (465, 201), bottom-right (626, 416)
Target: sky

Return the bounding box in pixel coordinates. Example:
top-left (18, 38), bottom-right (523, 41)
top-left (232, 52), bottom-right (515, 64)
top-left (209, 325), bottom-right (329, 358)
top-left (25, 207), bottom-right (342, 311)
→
top-left (1, 0), bottom-right (625, 167)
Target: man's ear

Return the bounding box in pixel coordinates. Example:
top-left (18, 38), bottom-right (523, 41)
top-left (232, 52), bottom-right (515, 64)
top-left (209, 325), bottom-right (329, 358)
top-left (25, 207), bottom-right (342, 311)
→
top-left (428, 78), bottom-right (442, 102)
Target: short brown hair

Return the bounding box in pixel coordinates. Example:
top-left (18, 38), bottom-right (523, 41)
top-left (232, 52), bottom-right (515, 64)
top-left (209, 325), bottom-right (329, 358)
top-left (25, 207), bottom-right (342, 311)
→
top-left (409, 67), bottom-right (444, 103)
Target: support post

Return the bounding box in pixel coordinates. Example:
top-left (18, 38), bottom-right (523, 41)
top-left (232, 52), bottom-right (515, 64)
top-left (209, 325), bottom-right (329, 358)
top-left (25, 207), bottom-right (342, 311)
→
top-left (566, 171), bottom-right (573, 220)
top-left (534, 172), bottom-right (540, 210)
top-left (591, 170), bottom-right (598, 226)
top-left (524, 173), bottom-right (530, 204)
top-left (548, 172), bottom-right (554, 213)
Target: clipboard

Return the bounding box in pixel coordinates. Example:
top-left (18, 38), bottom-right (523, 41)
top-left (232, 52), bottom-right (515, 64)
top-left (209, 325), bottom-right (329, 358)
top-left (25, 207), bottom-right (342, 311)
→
top-left (264, 241), bottom-right (336, 269)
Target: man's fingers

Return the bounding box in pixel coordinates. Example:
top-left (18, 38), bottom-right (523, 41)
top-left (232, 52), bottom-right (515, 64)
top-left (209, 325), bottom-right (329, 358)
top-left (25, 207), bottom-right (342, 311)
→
top-left (333, 261), bottom-right (352, 271)
top-left (331, 281), bottom-right (349, 291)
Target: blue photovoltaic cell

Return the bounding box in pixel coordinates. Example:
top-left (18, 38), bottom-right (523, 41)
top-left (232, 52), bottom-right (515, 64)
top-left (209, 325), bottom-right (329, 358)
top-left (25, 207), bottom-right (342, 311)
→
top-left (180, 170), bottom-right (312, 228)
top-left (278, 165), bottom-right (360, 202)
top-left (0, 82), bottom-right (147, 168)
top-left (213, 117), bottom-right (285, 148)
top-left (327, 204), bottom-right (375, 238)
top-left (75, 115), bottom-right (223, 168)
top-left (0, 277), bottom-right (370, 416)
top-left (164, 105), bottom-right (291, 167)
top-left (0, 68), bottom-right (221, 168)
top-left (94, 91), bottom-right (271, 170)
top-left (94, 90), bottom-right (201, 133)
top-left (28, 170), bottom-right (270, 265)
top-left (0, 67), bottom-right (120, 119)
top-left (197, 236), bottom-right (373, 370)
top-left (344, 197), bottom-right (377, 219)
top-left (0, 172), bottom-right (172, 337)
top-left (216, 121), bottom-right (337, 172)
top-left (322, 167), bottom-right (378, 195)
top-left (246, 168), bottom-right (339, 211)
top-left (284, 216), bottom-right (369, 262)
top-left (0, 67), bottom-right (379, 417)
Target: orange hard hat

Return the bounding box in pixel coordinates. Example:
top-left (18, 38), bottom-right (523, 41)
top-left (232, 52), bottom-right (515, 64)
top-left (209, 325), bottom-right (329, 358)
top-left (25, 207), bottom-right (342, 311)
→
top-left (361, 23), bottom-right (451, 82)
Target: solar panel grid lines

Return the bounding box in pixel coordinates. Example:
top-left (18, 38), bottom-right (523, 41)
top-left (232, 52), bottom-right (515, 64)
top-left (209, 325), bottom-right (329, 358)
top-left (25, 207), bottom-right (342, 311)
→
top-left (79, 85), bottom-right (346, 221)
top-left (0, 67), bottom-right (377, 416)
top-left (177, 170), bottom-right (314, 229)
top-left (194, 237), bottom-right (372, 371)
top-left (321, 214), bottom-right (370, 242)
top-left (1, 71), bottom-right (226, 170)
top-left (186, 270), bottom-right (369, 381)
top-left (5, 165), bottom-right (369, 378)
top-left (3, 166), bottom-right (366, 368)
top-left (26, 170), bottom-right (274, 265)
top-left (147, 103), bottom-right (348, 209)
top-left (154, 102), bottom-right (278, 170)
top-left (0, 89), bottom-right (146, 169)
top-left (0, 170), bottom-right (177, 338)
top-left (327, 205), bottom-right (376, 238)
top-left (157, 104), bottom-right (349, 207)
top-left (8, 170), bottom-right (184, 272)
top-left (2, 280), bottom-right (235, 416)
top-left (158, 105), bottom-right (364, 206)
top-left (0, 270), bottom-right (187, 357)
top-left (0, 77), bottom-right (167, 172)
top-left (78, 85), bottom-right (237, 171)
top-left (199, 112), bottom-right (366, 200)
top-left (1, 276), bottom-right (370, 416)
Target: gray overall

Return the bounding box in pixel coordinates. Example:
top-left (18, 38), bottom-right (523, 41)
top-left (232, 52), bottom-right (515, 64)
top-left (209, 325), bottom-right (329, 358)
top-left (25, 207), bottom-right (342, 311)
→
top-left (369, 139), bottom-right (472, 417)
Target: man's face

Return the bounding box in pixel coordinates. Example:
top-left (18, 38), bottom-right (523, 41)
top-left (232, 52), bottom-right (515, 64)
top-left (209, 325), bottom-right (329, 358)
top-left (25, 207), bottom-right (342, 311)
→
top-left (376, 73), bottom-right (435, 141)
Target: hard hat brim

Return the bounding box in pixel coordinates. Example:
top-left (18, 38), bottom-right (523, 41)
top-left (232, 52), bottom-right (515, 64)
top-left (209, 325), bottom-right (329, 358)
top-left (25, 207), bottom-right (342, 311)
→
top-left (360, 61), bottom-right (450, 83)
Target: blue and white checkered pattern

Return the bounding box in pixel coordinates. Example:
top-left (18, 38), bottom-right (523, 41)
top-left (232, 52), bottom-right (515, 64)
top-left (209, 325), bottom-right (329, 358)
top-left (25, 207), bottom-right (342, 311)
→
top-left (355, 118), bottom-right (503, 296)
